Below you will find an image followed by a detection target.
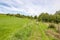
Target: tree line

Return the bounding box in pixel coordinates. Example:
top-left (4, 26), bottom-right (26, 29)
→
top-left (6, 10), bottom-right (60, 23)
top-left (6, 13), bottom-right (33, 19)
top-left (38, 11), bottom-right (60, 23)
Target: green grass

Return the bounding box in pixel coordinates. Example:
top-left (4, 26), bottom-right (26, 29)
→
top-left (0, 15), bottom-right (55, 40)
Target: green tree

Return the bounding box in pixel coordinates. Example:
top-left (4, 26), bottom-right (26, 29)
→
top-left (38, 13), bottom-right (49, 22)
top-left (15, 14), bottom-right (20, 17)
top-left (34, 15), bottom-right (37, 19)
top-left (55, 10), bottom-right (60, 15)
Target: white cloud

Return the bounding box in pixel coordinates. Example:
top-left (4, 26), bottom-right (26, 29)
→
top-left (52, 0), bottom-right (60, 10)
top-left (0, 0), bottom-right (60, 16)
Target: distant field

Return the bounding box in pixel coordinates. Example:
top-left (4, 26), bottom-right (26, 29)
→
top-left (0, 14), bottom-right (57, 40)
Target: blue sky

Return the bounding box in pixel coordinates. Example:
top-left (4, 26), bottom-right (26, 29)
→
top-left (0, 0), bottom-right (60, 16)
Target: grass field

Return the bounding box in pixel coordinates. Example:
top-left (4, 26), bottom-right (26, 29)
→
top-left (0, 14), bottom-right (57, 40)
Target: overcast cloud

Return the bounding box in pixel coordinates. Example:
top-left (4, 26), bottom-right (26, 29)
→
top-left (0, 0), bottom-right (60, 16)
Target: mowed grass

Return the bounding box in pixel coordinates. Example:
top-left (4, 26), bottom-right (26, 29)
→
top-left (0, 14), bottom-right (54, 40)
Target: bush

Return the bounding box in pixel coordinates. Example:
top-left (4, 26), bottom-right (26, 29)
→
top-left (48, 24), bottom-right (55, 29)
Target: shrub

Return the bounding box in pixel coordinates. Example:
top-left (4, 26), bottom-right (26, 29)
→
top-left (48, 24), bottom-right (55, 29)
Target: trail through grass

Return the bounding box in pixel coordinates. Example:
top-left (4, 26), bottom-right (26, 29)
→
top-left (0, 15), bottom-right (55, 40)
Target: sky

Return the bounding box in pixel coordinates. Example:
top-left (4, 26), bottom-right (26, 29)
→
top-left (0, 0), bottom-right (60, 16)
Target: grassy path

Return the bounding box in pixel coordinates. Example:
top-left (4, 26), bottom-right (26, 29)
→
top-left (27, 21), bottom-right (49, 40)
top-left (38, 22), bottom-right (49, 40)
top-left (0, 15), bottom-right (54, 40)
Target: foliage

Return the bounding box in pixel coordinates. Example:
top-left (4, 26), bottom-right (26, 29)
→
top-left (6, 13), bottom-right (34, 19)
top-left (55, 10), bottom-right (60, 15)
top-left (38, 13), bottom-right (50, 22)
top-left (38, 11), bottom-right (60, 23)
top-left (48, 24), bottom-right (55, 29)
top-left (34, 15), bottom-right (37, 19)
